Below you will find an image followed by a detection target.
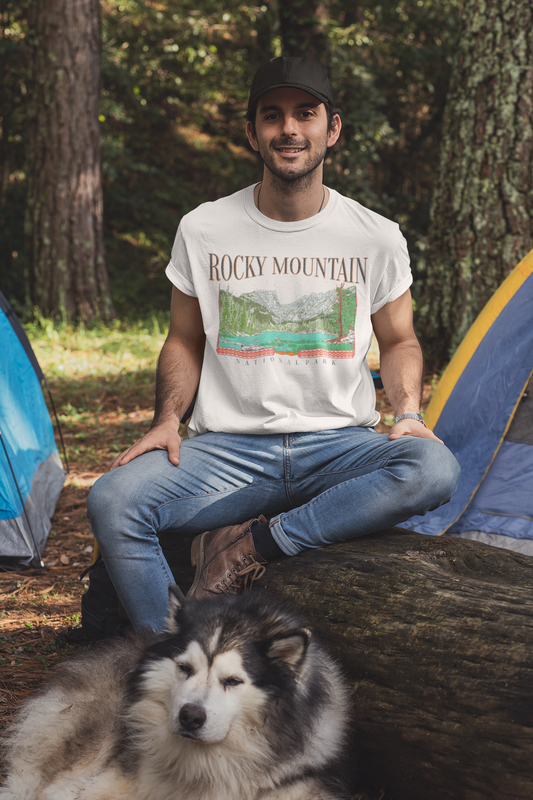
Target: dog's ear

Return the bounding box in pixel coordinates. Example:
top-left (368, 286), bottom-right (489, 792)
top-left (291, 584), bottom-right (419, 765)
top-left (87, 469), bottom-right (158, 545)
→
top-left (267, 628), bottom-right (311, 669)
top-left (165, 584), bottom-right (186, 634)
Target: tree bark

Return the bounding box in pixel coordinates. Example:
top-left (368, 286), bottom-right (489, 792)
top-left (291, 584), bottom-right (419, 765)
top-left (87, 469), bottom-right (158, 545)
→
top-left (164, 528), bottom-right (533, 800)
top-left (416, 0), bottom-right (533, 367)
top-left (25, 0), bottom-right (115, 320)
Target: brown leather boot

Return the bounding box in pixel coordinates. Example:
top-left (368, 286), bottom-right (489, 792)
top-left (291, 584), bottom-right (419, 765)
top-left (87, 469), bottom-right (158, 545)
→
top-left (188, 516), bottom-right (268, 599)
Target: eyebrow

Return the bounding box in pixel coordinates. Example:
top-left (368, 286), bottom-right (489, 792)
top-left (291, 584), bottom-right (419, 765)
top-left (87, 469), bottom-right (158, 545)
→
top-left (258, 101), bottom-right (321, 113)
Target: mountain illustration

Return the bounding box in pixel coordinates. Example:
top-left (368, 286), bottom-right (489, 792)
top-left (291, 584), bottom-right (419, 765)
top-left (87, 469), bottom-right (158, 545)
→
top-left (249, 289), bottom-right (339, 324)
top-left (218, 286), bottom-right (357, 348)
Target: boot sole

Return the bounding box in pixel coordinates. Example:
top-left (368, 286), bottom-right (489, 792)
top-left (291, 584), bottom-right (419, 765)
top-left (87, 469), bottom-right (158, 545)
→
top-left (188, 533), bottom-right (207, 596)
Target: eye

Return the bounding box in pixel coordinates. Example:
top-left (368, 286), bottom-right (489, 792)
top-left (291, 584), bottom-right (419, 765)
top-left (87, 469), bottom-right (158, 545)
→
top-left (222, 676), bottom-right (243, 688)
top-left (178, 663), bottom-right (193, 678)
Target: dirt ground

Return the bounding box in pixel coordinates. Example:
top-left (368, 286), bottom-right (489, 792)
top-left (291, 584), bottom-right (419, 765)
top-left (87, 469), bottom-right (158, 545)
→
top-left (0, 367), bottom-right (436, 797)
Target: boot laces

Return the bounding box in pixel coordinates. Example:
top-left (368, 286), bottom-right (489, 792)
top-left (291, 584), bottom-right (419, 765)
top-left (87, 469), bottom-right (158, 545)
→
top-left (217, 557), bottom-right (266, 594)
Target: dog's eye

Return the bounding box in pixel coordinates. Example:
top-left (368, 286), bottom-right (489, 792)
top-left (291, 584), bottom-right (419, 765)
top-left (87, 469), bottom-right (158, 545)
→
top-left (222, 677), bottom-right (243, 688)
top-left (178, 663), bottom-right (193, 678)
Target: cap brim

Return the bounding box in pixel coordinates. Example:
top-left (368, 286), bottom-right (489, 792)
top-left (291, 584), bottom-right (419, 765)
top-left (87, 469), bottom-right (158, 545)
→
top-left (248, 83), bottom-right (332, 109)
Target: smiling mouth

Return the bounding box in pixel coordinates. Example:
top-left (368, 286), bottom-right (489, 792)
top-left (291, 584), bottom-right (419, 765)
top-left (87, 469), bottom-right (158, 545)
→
top-left (276, 147), bottom-right (306, 153)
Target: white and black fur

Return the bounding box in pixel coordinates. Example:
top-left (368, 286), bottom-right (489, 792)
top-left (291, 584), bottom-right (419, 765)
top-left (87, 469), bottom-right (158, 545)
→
top-left (0, 587), bottom-right (354, 800)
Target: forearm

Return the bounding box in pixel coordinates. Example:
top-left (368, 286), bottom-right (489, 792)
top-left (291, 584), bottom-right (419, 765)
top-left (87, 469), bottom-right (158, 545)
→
top-left (152, 335), bottom-right (204, 429)
top-left (378, 337), bottom-right (423, 416)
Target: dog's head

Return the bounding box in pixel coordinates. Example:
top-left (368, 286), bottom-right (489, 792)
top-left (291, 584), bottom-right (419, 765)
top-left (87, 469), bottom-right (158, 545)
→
top-left (135, 585), bottom-right (312, 745)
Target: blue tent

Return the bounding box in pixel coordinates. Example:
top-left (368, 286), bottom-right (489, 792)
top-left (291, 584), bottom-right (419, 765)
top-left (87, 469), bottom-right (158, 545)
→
top-left (0, 292), bottom-right (65, 568)
top-left (402, 249), bottom-right (533, 555)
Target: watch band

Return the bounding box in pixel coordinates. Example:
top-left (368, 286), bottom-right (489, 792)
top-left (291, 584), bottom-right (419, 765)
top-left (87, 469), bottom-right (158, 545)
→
top-left (394, 413), bottom-right (426, 428)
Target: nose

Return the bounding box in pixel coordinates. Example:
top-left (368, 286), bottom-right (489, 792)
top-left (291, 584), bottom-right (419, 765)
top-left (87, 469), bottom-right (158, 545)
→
top-left (281, 114), bottom-right (298, 136)
top-left (179, 703), bottom-right (207, 732)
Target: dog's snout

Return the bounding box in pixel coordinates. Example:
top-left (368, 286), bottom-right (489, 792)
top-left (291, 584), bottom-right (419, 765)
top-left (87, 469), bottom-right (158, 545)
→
top-left (179, 703), bottom-right (207, 731)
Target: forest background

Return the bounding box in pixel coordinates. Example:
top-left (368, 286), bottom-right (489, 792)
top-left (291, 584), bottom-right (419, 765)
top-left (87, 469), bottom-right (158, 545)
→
top-left (1, 4), bottom-right (533, 794)
top-left (2, 0), bottom-right (460, 333)
top-left (3, 0), bottom-right (531, 366)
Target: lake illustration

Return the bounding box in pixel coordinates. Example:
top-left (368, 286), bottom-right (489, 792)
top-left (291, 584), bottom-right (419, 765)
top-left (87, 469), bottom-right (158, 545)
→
top-left (216, 286), bottom-right (357, 359)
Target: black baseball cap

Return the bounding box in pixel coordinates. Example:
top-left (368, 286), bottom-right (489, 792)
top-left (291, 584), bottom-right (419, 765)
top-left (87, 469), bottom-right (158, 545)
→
top-left (248, 57), bottom-right (335, 109)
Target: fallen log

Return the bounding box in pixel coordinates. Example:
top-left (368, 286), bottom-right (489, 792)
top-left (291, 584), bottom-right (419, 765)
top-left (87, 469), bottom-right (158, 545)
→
top-left (163, 528), bottom-right (533, 800)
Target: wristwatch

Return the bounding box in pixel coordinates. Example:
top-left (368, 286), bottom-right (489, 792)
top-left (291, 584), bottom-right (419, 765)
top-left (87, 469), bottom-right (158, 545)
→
top-left (394, 413), bottom-right (426, 428)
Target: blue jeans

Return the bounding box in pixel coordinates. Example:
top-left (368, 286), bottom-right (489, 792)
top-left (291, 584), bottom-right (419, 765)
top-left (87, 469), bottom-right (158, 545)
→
top-left (87, 428), bottom-right (460, 630)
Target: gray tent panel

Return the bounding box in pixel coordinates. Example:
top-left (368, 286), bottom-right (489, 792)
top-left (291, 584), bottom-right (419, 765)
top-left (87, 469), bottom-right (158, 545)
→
top-left (0, 453), bottom-right (65, 568)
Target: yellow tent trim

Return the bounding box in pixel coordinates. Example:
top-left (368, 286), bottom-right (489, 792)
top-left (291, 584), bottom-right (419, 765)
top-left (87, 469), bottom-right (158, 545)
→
top-left (424, 248), bottom-right (533, 430)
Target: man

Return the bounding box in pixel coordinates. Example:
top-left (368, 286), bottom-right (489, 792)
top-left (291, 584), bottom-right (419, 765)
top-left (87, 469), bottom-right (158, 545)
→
top-left (88, 57), bottom-right (460, 631)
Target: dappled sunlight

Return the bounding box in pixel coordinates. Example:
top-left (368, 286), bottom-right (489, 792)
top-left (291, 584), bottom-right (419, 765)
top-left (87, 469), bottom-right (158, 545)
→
top-left (26, 315), bottom-right (169, 379)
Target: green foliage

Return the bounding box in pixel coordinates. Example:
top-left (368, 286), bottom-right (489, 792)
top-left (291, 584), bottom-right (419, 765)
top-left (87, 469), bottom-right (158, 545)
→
top-left (99, 0), bottom-right (271, 315)
top-left (326, 0), bottom-right (461, 281)
top-left (26, 311), bottom-right (169, 379)
top-left (1, 0), bottom-right (460, 317)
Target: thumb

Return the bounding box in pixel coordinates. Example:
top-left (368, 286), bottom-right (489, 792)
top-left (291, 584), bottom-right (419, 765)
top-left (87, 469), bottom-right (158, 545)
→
top-left (167, 436), bottom-right (182, 466)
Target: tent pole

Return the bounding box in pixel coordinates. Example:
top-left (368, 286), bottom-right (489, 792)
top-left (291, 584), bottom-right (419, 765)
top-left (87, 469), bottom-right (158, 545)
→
top-left (43, 376), bottom-right (69, 473)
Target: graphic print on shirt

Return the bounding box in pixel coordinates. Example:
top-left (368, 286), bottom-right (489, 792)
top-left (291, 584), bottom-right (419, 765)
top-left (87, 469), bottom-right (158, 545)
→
top-left (216, 284), bottom-right (357, 359)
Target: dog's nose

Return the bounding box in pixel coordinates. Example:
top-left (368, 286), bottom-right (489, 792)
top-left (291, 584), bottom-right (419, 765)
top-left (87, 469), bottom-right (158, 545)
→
top-left (179, 704), bottom-right (207, 731)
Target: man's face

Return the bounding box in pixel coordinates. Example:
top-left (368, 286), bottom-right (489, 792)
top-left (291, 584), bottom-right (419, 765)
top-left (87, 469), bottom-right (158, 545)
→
top-left (246, 87), bottom-right (341, 183)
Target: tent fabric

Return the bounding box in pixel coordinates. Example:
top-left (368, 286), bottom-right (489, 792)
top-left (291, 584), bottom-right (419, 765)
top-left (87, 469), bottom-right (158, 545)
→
top-left (0, 294), bottom-right (65, 568)
top-left (0, 292), bottom-right (44, 383)
top-left (0, 454), bottom-right (65, 566)
top-left (447, 530), bottom-right (533, 557)
top-left (400, 249), bottom-right (533, 549)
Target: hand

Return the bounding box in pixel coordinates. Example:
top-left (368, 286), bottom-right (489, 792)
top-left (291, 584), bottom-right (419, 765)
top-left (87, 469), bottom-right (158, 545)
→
top-left (109, 422), bottom-right (182, 470)
top-left (388, 418), bottom-right (443, 443)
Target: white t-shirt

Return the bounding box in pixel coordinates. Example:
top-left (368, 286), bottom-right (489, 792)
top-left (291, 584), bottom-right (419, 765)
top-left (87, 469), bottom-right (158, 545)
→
top-left (165, 184), bottom-right (412, 437)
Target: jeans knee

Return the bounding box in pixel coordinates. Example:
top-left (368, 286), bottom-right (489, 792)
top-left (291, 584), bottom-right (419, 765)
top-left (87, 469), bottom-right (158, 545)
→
top-left (415, 439), bottom-right (460, 506)
top-left (86, 469), bottom-right (136, 536)
top-left (438, 445), bottom-right (461, 499)
top-left (87, 472), bottom-right (114, 528)
top-left (393, 437), bottom-right (460, 515)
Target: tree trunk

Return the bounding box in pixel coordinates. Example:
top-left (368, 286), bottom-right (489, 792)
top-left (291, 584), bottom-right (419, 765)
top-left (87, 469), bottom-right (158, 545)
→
top-left (416, 0), bottom-right (533, 367)
top-left (25, 0), bottom-right (115, 321)
top-left (164, 528), bottom-right (533, 800)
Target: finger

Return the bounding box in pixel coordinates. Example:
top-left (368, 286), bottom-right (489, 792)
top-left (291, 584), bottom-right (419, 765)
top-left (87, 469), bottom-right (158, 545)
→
top-left (109, 447), bottom-right (132, 470)
top-left (389, 428), bottom-right (443, 444)
top-left (109, 438), bottom-right (147, 470)
top-left (166, 435), bottom-right (182, 466)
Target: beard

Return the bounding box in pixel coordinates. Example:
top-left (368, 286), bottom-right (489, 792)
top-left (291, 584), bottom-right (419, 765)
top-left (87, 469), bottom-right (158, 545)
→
top-left (256, 134), bottom-right (329, 188)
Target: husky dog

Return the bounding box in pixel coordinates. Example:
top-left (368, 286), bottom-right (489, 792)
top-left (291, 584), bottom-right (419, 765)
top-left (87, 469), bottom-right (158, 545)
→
top-left (0, 588), bottom-right (353, 800)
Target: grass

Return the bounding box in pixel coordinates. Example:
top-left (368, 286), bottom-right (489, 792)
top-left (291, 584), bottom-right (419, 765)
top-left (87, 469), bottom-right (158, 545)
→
top-left (27, 311), bottom-right (170, 378)
top-left (27, 314), bottom-right (171, 482)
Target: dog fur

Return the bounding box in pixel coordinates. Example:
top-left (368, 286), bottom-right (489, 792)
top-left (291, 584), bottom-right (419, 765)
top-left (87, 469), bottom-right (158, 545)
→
top-left (0, 588), bottom-right (353, 800)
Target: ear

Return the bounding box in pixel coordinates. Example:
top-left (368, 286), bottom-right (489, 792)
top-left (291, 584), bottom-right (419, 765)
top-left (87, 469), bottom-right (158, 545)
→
top-left (266, 628), bottom-right (311, 669)
top-left (246, 120), bottom-right (259, 152)
top-left (327, 113), bottom-right (342, 148)
top-left (165, 584), bottom-right (186, 634)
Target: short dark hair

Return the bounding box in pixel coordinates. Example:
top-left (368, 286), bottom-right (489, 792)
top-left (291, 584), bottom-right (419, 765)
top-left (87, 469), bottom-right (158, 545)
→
top-left (246, 101), bottom-right (342, 139)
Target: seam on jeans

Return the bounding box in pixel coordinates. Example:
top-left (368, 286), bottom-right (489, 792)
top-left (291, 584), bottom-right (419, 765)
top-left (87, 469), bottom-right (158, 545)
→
top-left (307, 454), bottom-right (390, 478)
top-left (155, 539), bottom-right (175, 583)
top-left (283, 434), bottom-right (294, 506)
top-left (149, 477), bottom-right (285, 520)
